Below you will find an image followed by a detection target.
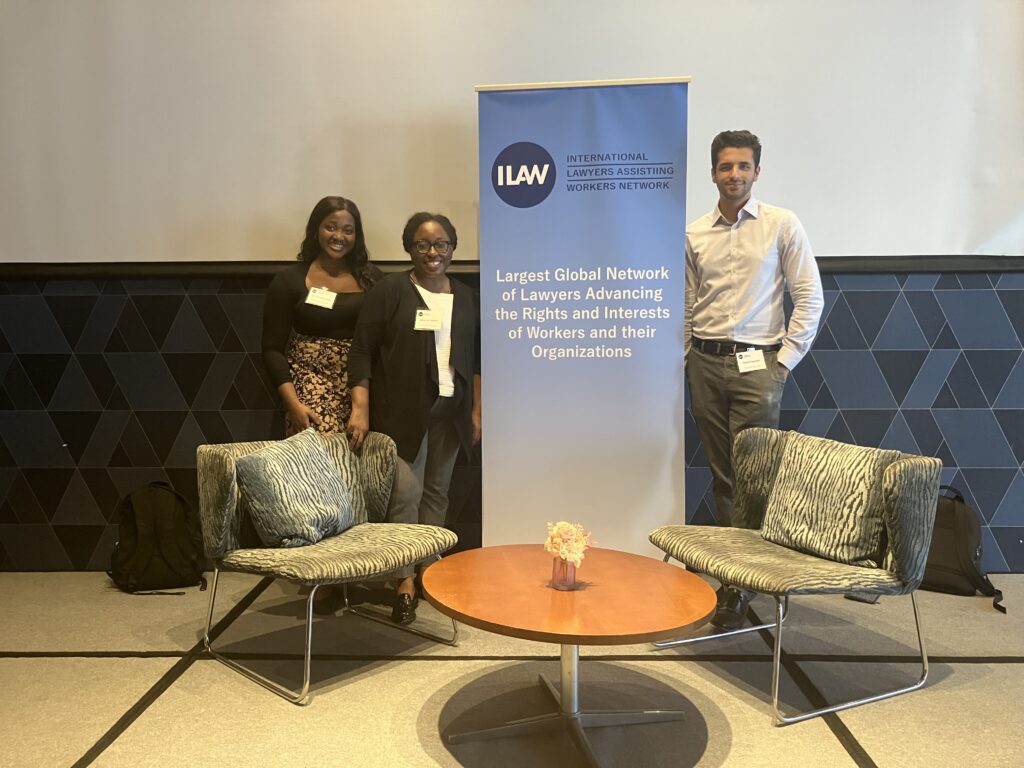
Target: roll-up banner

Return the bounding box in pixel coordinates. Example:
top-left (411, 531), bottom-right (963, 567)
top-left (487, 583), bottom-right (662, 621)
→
top-left (478, 78), bottom-right (689, 555)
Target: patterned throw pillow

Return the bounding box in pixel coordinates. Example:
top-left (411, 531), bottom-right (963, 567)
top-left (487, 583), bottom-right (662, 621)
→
top-left (761, 431), bottom-right (901, 567)
top-left (235, 428), bottom-right (354, 548)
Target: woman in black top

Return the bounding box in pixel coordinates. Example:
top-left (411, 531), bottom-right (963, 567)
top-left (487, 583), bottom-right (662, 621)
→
top-left (348, 212), bottom-right (481, 625)
top-left (262, 197), bottom-right (382, 436)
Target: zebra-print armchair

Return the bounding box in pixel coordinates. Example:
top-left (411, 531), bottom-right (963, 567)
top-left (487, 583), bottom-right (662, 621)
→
top-left (650, 427), bottom-right (941, 725)
top-left (196, 431), bottom-right (458, 705)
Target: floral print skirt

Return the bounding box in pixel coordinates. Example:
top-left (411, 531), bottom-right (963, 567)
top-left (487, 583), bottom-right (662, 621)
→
top-left (284, 333), bottom-right (353, 437)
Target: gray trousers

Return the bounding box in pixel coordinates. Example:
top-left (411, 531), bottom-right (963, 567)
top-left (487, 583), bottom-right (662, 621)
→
top-left (386, 398), bottom-right (462, 579)
top-left (687, 348), bottom-right (786, 528)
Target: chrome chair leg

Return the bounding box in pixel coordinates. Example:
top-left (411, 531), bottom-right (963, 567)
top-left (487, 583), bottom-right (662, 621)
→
top-left (654, 601), bottom-right (788, 648)
top-left (344, 555), bottom-right (459, 646)
top-left (202, 561), bottom-right (459, 705)
top-left (203, 567), bottom-right (317, 705)
top-left (653, 555), bottom-right (788, 649)
top-left (345, 584), bottom-right (459, 646)
top-left (770, 591), bottom-right (929, 726)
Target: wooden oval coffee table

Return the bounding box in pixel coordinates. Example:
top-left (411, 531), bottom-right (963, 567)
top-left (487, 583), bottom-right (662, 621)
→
top-left (422, 544), bottom-right (716, 768)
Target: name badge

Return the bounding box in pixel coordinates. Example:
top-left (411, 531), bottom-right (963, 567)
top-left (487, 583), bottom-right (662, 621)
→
top-left (736, 349), bottom-right (767, 373)
top-left (414, 308), bottom-right (442, 331)
top-left (305, 286), bottom-right (336, 309)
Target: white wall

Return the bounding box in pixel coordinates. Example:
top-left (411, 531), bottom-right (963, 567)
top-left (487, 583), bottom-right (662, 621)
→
top-left (1, 0), bottom-right (1021, 263)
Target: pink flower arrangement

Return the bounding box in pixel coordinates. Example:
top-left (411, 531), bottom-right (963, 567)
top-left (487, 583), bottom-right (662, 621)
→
top-left (544, 521), bottom-right (594, 567)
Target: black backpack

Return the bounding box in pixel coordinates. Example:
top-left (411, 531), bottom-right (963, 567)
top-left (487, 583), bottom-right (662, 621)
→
top-left (108, 482), bottom-right (207, 594)
top-left (920, 485), bottom-right (1005, 613)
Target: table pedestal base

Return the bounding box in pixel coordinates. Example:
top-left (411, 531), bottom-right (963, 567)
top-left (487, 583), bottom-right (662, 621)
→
top-left (447, 644), bottom-right (685, 768)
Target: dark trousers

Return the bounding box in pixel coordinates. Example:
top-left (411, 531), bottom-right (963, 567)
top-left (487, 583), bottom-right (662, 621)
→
top-left (386, 397), bottom-right (461, 579)
top-left (687, 348), bottom-right (786, 527)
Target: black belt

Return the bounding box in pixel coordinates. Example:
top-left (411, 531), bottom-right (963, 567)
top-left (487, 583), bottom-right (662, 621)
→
top-left (692, 338), bottom-right (782, 356)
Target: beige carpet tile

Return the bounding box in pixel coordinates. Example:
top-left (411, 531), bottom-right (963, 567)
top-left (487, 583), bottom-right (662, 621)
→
top-left (0, 658), bottom-right (180, 768)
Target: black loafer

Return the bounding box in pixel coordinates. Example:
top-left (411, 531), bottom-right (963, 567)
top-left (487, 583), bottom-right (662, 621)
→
top-left (391, 593), bottom-right (418, 625)
top-left (710, 587), bottom-right (752, 631)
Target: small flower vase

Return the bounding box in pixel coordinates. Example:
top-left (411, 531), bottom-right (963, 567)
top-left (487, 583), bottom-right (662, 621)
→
top-left (550, 557), bottom-right (577, 591)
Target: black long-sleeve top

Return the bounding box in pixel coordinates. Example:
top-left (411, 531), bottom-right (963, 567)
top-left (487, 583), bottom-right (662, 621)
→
top-left (261, 261), bottom-right (365, 387)
top-left (348, 270), bottom-right (481, 462)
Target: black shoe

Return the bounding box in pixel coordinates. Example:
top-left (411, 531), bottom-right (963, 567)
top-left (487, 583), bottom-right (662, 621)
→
top-left (710, 587), bottom-right (752, 631)
top-left (391, 593), bottom-right (418, 625)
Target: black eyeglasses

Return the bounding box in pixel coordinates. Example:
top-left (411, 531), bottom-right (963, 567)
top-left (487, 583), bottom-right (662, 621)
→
top-left (412, 240), bottom-right (452, 256)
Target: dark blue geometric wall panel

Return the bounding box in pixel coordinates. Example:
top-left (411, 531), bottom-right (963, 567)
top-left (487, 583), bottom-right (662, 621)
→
top-left (2, 269), bottom-right (1023, 573)
top-left (0, 277), bottom-right (283, 571)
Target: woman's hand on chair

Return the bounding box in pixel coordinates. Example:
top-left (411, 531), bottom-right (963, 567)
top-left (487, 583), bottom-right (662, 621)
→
top-left (287, 402), bottom-right (322, 431)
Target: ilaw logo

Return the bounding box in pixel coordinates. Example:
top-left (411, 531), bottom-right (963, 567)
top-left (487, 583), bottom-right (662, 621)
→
top-left (491, 142), bottom-right (556, 208)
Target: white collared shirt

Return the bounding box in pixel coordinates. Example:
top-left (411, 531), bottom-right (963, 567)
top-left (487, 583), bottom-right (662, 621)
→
top-left (684, 197), bottom-right (824, 371)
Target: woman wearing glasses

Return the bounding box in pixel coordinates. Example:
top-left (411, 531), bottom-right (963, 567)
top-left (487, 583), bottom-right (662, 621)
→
top-left (262, 196), bottom-right (381, 437)
top-left (348, 212), bottom-right (482, 625)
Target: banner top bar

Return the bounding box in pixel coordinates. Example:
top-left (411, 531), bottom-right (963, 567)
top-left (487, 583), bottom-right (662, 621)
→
top-left (475, 76), bottom-right (691, 93)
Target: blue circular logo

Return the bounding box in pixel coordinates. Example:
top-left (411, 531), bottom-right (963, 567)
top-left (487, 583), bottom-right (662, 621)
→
top-left (491, 142), bottom-right (556, 208)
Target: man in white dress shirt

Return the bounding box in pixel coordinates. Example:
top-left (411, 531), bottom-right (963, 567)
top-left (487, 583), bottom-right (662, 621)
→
top-left (685, 130), bottom-right (824, 629)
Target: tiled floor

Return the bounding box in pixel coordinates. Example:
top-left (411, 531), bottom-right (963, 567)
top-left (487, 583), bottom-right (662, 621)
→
top-left (1, 571), bottom-right (1020, 767)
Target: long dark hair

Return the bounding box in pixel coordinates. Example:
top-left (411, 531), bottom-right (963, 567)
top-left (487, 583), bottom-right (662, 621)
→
top-left (297, 196), bottom-right (381, 290)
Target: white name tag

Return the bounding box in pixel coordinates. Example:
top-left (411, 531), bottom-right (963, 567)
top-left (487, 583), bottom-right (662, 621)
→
top-left (736, 349), bottom-right (767, 373)
top-left (305, 286), bottom-right (336, 309)
top-left (414, 308), bottom-right (442, 330)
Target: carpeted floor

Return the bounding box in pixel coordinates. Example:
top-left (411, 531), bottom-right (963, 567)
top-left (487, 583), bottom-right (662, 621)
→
top-left (0, 571), bottom-right (1020, 767)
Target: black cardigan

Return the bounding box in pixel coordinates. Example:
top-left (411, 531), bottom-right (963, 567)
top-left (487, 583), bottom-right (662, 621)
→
top-left (349, 271), bottom-right (480, 462)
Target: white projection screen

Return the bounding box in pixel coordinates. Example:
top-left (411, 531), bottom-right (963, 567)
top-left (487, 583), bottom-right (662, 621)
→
top-left (1, 0), bottom-right (1022, 264)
